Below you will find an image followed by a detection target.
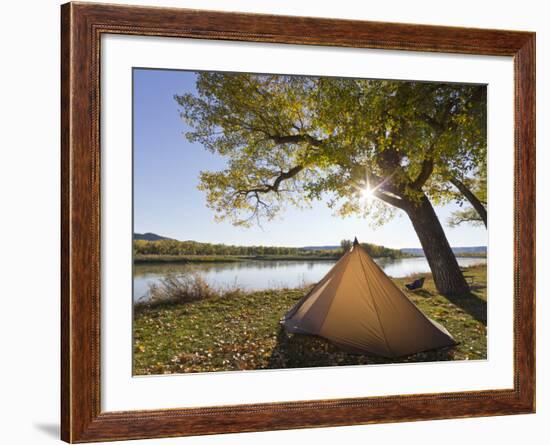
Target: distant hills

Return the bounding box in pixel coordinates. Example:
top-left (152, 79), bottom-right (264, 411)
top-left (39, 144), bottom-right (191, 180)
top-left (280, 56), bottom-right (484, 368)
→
top-left (400, 246), bottom-right (487, 257)
top-left (133, 232), bottom-right (173, 241)
top-left (301, 245), bottom-right (341, 251)
top-left (289, 245), bottom-right (487, 256)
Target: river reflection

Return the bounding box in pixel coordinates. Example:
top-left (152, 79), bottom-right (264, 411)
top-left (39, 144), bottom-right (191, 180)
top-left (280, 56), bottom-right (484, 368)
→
top-left (133, 256), bottom-right (486, 302)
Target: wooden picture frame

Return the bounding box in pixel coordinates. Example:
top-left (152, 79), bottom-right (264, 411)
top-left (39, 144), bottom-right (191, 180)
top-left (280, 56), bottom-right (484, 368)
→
top-left (61, 2), bottom-right (535, 442)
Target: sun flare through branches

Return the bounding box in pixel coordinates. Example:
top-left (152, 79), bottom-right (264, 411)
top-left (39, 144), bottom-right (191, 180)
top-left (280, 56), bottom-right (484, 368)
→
top-left (361, 185), bottom-right (375, 202)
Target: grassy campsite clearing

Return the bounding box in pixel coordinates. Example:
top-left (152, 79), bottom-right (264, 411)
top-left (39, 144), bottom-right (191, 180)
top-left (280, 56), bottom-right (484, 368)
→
top-left (133, 265), bottom-right (487, 375)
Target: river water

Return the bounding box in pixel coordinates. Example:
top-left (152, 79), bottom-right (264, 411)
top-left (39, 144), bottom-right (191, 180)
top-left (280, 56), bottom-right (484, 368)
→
top-left (133, 256), bottom-right (486, 302)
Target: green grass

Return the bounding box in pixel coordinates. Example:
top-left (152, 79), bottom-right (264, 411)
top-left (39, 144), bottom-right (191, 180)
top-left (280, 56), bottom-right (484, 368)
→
top-left (133, 265), bottom-right (487, 375)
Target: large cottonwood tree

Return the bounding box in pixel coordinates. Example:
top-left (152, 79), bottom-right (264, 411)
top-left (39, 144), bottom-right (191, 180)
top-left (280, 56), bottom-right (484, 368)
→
top-left (175, 73), bottom-right (486, 296)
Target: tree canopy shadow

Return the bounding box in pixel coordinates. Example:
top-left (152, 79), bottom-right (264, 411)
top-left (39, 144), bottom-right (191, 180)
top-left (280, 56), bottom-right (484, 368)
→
top-left (267, 325), bottom-right (455, 370)
top-left (267, 326), bottom-right (342, 369)
top-left (442, 291), bottom-right (487, 326)
top-left (408, 288), bottom-right (432, 298)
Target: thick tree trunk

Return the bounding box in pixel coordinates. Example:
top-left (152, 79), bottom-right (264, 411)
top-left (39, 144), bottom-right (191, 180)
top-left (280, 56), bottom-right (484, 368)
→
top-left (450, 178), bottom-right (487, 228)
top-left (405, 195), bottom-right (470, 296)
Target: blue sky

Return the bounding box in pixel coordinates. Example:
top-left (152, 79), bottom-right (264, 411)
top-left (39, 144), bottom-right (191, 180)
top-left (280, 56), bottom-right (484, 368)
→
top-left (133, 68), bottom-right (487, 249)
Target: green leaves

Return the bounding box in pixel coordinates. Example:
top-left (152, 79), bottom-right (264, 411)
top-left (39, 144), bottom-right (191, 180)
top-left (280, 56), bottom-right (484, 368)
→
top-left (175, 73), bottom-right (486, 225)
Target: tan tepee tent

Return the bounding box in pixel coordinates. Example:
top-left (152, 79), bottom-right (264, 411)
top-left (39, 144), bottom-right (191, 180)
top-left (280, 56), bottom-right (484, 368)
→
top-left (282, 238), bottom-right (456, 358)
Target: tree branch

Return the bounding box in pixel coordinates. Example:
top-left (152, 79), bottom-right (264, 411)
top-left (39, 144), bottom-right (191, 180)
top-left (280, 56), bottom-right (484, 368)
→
top-left (229, 165), bottom-right (305, 225)
top-left (411, 158), bottom-right (434, 189)
top-left (372, 190), bottom-right (407, 210)
top-left (377, 146), bottom-right (402, 174)
top-left (368, 168), bottom-right (407, 200)
top-left (231, 165), bottom-right (304, 199)
top-left (450, 177), bottom-right (487, 227)
top-left (267, 133), bottom-right (324, 147)
top-left (448, 212), bottom-right (482, 227)
top-left (419, 113), bottom-right (445, 132)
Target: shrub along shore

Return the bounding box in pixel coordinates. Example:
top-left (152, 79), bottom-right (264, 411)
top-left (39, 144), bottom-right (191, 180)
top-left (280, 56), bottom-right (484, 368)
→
top-left (133, 265), bottom-right (487, 375)
top-left (133, 238), bottom-right (409, 263)
top-left (134, 254), bottom-right (341, 263)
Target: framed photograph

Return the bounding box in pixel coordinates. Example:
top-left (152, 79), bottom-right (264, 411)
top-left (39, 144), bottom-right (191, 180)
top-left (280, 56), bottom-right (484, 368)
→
top-left (61, 2), bottom-right (535, 442)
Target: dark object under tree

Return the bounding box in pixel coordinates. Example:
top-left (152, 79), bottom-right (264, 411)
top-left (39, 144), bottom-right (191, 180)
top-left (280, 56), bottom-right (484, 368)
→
top-left (405, 277), bottom-right (426, 291)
